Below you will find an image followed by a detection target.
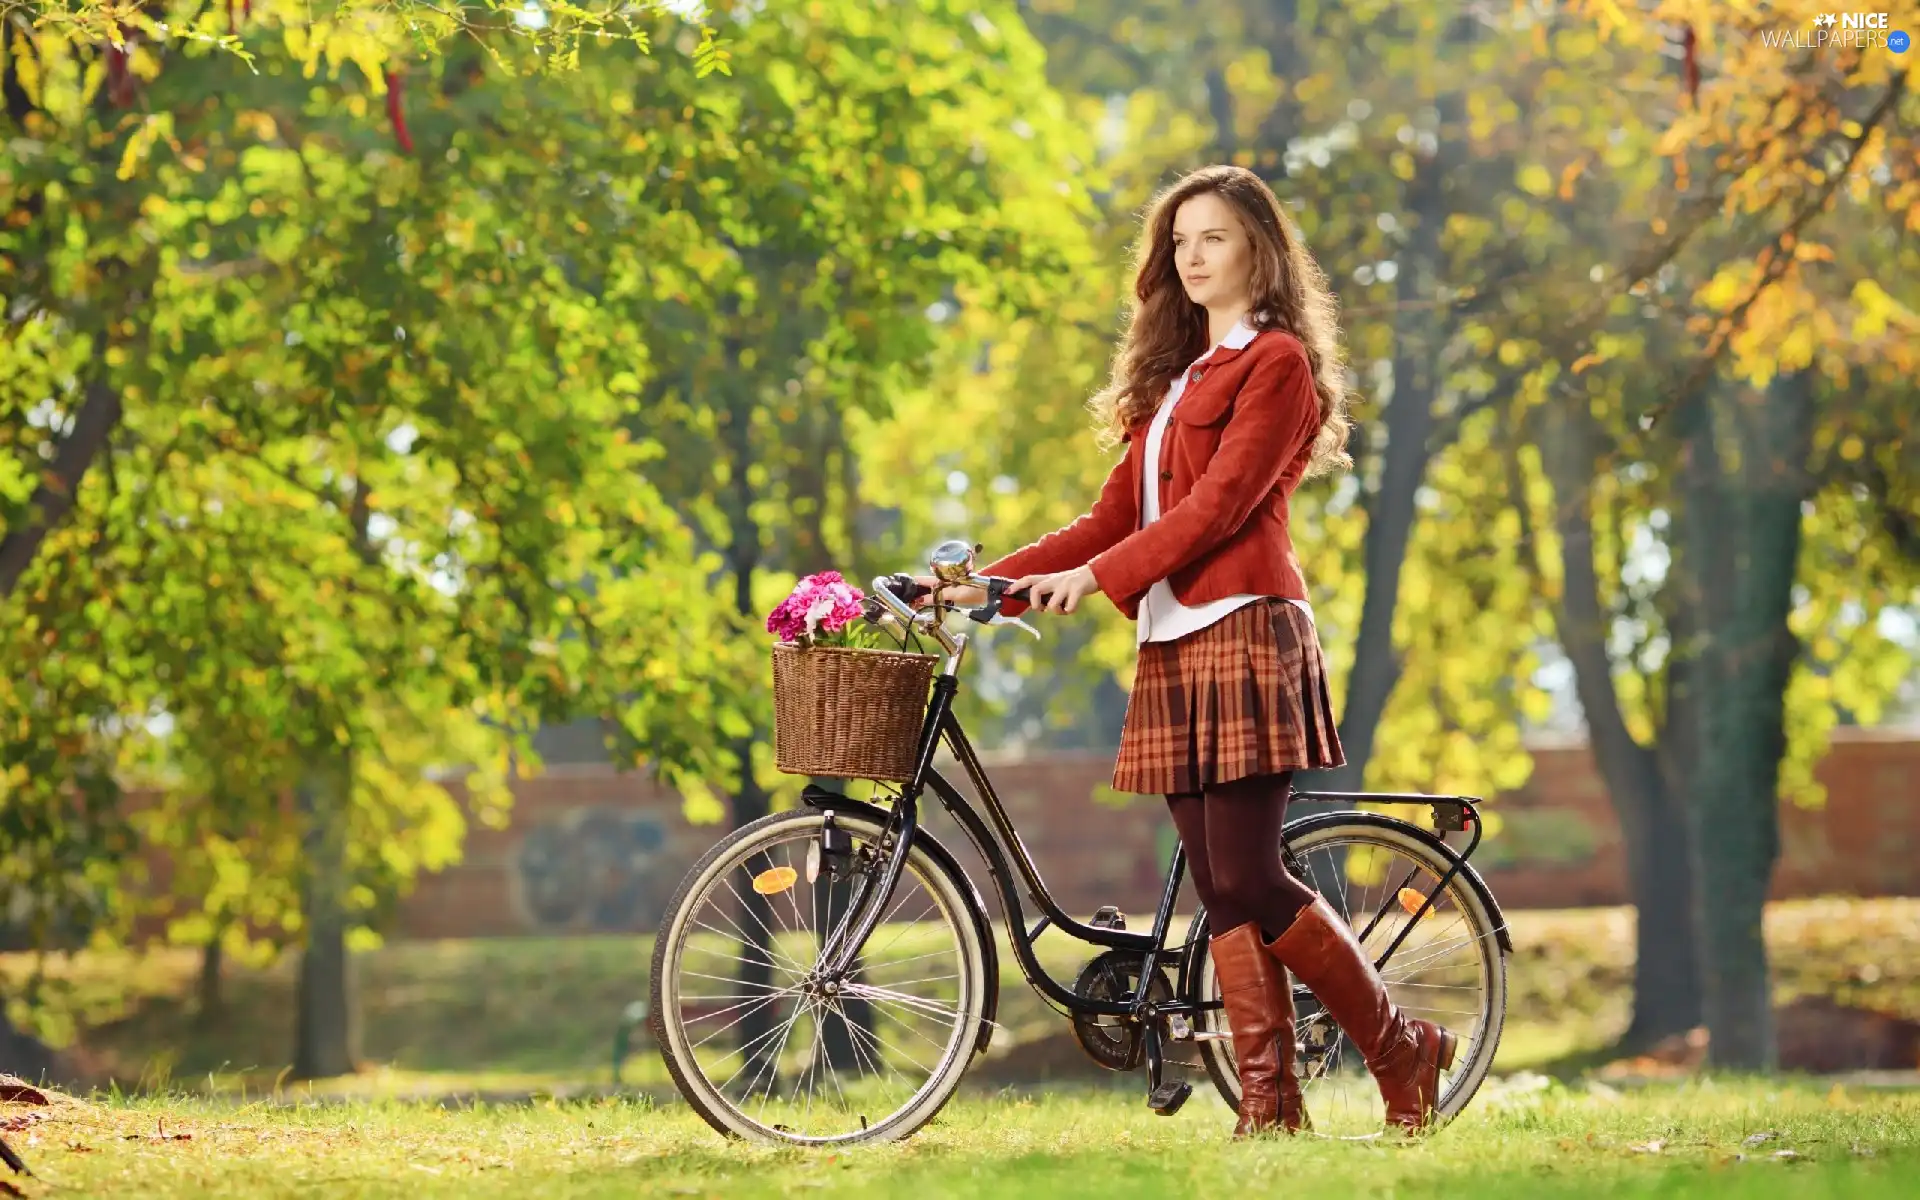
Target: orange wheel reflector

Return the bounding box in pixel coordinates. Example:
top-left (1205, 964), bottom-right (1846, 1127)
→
top-left (753, 866), bottom-right (799, 896)
top-left (1398, 888), bottom-right (1433, 917)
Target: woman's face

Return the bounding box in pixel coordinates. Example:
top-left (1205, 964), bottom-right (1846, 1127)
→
top-left (1170, 192), bottom-right (1253, 312)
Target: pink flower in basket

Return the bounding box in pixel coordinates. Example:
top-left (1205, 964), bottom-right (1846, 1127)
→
top-left (767, 571), bottom-right (869, 646)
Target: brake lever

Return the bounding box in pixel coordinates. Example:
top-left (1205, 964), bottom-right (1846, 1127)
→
top-left (986, 613), bottom-right (1041, 639)
top-left (961, 578), bottom-right (1042, 638)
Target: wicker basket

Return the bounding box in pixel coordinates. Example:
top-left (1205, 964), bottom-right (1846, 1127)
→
top-left (771, 643), bottom-right (939, 783)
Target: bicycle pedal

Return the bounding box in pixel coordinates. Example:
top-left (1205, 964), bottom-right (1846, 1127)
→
top-left (1146, 1080), bottom-right (1192, 1116)
top-left (1091, 906), bottom-right (1127, 931)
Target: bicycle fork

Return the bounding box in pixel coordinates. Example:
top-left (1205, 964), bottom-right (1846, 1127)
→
top-left (813, 791), bottom-right (920, 981)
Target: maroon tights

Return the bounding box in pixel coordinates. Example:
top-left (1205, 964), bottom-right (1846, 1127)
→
top-left (1167, 772), bottom-right (1318, 941)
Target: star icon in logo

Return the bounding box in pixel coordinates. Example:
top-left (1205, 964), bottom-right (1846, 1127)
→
top-left (1814, 12), bottom-right (1837, 27)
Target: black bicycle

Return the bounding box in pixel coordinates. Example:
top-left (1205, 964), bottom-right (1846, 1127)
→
top-left (650, 542), bottom-right (1511, 1145)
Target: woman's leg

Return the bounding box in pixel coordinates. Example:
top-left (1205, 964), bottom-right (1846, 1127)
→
top-left (1237, 785), bottom-right (1456, 1134)
top-left (1199, 772), bottom-right (1317, 939)
top-left (1165, 792), bottom-right (1251, 933)
top-left (1177, 779), bottom-right (1308, 1134)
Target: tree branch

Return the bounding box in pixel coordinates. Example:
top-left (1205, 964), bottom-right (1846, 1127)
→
top-left (1641, 73), bottom-right (1908, 429)
top-left (0, 377), bottom-right (124, 600)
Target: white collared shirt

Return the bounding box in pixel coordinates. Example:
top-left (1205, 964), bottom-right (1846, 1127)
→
top-left (1137, 318), bottom-right (1312, 645)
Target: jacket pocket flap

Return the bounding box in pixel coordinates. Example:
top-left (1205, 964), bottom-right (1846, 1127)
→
top-left (1172, 381), bottom-right (1234, 426)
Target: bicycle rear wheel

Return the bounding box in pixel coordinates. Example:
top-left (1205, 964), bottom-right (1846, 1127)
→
top-left (649, 808), bottom-right (987, 1145)
top-left (1187, 814), bottom-right (1507, 1134)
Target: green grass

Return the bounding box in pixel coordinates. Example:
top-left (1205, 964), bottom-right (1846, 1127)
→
top-left (7, 897), bottom-right (1917, 1098)
top-left (12, 1077), bottom-right (1917, 1198)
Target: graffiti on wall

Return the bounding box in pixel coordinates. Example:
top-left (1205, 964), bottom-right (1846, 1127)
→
top-left (512, 807), bottom-right (681, 933)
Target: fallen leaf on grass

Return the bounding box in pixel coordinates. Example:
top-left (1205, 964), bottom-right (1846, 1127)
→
top-left (66, 1142), bottom-right (93, 1153)
top-left (1743, 1130), bottom-right (1778, 1147)
top-left (1851, 1142), bottom-right (1878, 1158)
top-left (0, 1116), bottom-right (42, 1134)
top-left (0, 1079), bottom-right (49, 1107)
top-left (1773, 1149), bottom-right (1803, 1163)
top-left (1630, 1139), bottom-right (1666, 1154)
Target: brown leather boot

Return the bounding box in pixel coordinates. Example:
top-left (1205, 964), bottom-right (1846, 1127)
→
top-left (1210, 921), bottom-right (1309, 1136)
top-left (1262, 896), bottom-right (1456, 1134)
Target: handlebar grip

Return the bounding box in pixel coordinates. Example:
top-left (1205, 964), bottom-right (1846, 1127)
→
top-left (882, 575), bottom-right (932, 604)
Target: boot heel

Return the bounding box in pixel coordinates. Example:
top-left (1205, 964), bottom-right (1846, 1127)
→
top-left (1436, 1029), bottom-right (1458, 1072)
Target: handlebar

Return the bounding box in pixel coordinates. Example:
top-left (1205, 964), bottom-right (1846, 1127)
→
top-left (866, 573), bottom-right (1034, 632)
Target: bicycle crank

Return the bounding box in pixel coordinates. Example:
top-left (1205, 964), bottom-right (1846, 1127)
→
top-left (1069, 951), bottom-right (1173, 1071)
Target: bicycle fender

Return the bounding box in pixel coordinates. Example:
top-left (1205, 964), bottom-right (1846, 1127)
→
top-left (1283, 810), bottom-right (1514, 954)
top-left (800, 790), bottom-right (1003, 1055)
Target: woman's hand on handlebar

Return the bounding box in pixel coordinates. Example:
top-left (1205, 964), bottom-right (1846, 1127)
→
top-left (908, 576), bottom-right (986, 608)
top-left (1014, 564), bottom-right (1100, 614)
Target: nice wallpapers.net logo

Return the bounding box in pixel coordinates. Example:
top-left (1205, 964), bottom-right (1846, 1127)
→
top-left (1760, 13), bottom-right (1912, 51)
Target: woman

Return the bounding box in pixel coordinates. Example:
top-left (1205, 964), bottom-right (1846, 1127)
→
top-left (958, 165), bottom-right (1454, 1136)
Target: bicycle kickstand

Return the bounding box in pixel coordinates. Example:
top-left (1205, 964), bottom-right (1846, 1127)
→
top-left (1142, 1020), bottom-right (1192, 1116)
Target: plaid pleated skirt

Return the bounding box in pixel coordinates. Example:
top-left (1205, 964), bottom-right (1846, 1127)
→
top-left (1112, 598), bottom-right (1345, 795)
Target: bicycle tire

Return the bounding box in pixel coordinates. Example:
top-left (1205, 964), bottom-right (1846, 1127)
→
top-left (649, 808), bottom-right (988, 1145)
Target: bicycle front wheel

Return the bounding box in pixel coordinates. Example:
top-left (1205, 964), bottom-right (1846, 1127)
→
top-left (649, 808), bottom-right (988, 1145)
top-left (1188, 814), bottom-right (1508, 1134)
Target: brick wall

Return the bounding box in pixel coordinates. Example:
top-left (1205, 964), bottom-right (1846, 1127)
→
top-left (392, 727), bottom-right (1920, 939)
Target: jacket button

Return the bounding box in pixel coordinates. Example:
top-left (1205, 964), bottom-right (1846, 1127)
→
top-left (1160, 469), bottom-right (1173, 481)
top-left (1192, 368), bottom-right (1205, 382)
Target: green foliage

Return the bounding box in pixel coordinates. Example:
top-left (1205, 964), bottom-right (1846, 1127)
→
top-left (2, 1), bottom-right (731, 80)
top-left (596, 0), bottom-right (1099, 792)
top-left (2, 0), bottom-right (1097, 968)
top-left (0, 10), bottom-right (749, 953)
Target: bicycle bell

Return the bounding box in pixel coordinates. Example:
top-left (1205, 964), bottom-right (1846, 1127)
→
top-left (928, 539), bottom-right (978, 584)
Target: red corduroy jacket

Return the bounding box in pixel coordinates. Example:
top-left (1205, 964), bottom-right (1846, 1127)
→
top-left (983, 328), bottom-right (1322, 620)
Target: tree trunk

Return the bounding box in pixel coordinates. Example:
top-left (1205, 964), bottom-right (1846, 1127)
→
top-left (1249, 2), bottom-right (1301, 156)
top-left (1540, 401), bottom-right (1701, 1047)
top-left (196, 931), bottom-right (226, 1025)
top-left (716, 346), bottom-right (787, 1078)
top-left (293, 762), bottom-right (359, 1080)
top-left (0, 1019), bottom-right (62, 1086)
top-left (1316, 84), bottom-right (1460, 793)
top-left (1675, 373), bottom-right (1815, 1069)
top-left (1618, 784), bottom-right (1701, 1046)
top-left (1204, 62), bottom-right (1237, 159)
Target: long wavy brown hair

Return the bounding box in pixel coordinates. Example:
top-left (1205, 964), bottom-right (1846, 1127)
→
top-left (1093, 165), bottom-right (1352, 477)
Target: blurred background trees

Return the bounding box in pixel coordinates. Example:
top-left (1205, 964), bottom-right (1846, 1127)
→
top-left (3, 0), bottom-right (1915, 1076)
